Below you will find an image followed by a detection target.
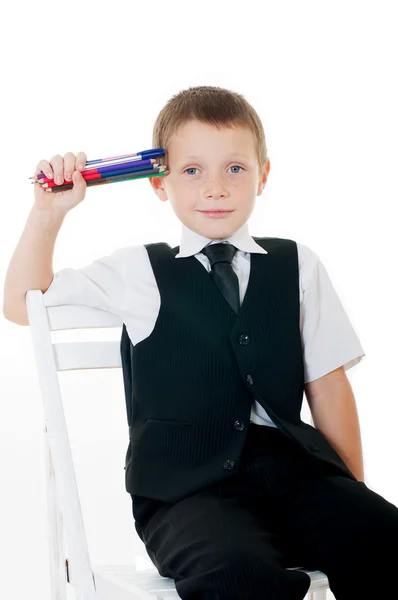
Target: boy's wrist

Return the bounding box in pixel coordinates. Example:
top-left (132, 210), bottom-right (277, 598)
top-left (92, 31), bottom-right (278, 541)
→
top-left (29, 204), bottom-right (68, 229)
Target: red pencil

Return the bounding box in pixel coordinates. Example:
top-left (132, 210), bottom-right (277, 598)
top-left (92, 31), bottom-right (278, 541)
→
top-left (37, 163), bottom-right (163, 188)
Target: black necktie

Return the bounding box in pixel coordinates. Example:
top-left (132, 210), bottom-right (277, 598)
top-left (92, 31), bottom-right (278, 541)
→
top-left (201, 243), bottom-right (240, 314)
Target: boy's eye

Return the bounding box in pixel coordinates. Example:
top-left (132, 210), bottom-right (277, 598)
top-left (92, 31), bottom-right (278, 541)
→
top-left (183, 165), bottom-right (244, 175)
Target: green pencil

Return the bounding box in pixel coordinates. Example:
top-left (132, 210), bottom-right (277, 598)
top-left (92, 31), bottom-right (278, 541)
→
top-left (43, 168), bottom-right (169, 193)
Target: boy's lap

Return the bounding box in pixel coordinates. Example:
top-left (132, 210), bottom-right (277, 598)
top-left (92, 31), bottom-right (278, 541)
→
top-left (140, 468), bottom-right (398, 577)
top-left (140, 489), bottom-right (296, 576)
top-left (266, 471), bottom-right (398, 569)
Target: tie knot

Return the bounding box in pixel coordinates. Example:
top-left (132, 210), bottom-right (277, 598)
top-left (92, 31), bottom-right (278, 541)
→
top-left (201, 242), bottom-right (238, 268)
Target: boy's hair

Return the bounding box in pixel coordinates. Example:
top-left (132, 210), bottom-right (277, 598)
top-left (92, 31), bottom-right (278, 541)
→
top-left (152, 85), bottom-right (268, 174)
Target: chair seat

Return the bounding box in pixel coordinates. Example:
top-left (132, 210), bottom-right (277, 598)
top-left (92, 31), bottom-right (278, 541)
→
top-left (92, 563), bottom-right (329, 599)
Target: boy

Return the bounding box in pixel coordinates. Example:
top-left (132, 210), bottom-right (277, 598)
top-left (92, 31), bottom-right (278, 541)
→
top-left (3, 85), bottom-right (398, 600)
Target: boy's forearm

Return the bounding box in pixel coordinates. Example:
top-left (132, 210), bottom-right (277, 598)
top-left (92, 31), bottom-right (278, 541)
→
top-left (3, 205), bottom-right (66, 323)
top-left (311, 384), bottom-right (365, 482)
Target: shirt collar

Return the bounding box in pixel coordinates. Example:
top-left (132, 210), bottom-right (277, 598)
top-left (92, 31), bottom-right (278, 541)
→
top-left (175, 222), bottom-right (268, 258)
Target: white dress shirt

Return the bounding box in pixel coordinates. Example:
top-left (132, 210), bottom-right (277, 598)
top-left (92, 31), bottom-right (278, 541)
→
top-left (43, 222), bottom-right (366, 428)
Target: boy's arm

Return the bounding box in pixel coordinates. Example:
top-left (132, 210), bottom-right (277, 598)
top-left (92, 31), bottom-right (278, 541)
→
top-left (3, 205), bottom-right (66, 325)
top-left (304, 365), bottom-right (365, 482)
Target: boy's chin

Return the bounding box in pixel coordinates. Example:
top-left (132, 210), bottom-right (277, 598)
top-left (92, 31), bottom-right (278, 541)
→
top-left (184, 216), bottom-right (243, 239)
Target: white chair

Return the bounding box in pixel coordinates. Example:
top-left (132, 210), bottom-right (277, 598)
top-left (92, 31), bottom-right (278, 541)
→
top-left (25, 288), bottom-right (330, 600)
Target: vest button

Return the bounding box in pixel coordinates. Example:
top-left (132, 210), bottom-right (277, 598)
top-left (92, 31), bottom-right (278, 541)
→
top-left (223, 460), bottom-right (235, 470)
top-left (234, 420), bottom-right (244, 431)
top-left (246, 374), bottom-right (254, 385)
top-left (239, 334), bottom-right (250, 345)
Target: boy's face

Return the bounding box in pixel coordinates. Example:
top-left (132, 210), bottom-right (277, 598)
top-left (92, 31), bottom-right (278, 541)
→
top-left (150, 120), bottom-right (270, 240)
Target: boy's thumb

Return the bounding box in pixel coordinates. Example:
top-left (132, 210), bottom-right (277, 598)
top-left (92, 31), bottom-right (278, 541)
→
top-left (73, 170), bottom-right (84, 184)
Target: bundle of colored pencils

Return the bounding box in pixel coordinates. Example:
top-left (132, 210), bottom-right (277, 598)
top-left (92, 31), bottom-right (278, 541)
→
top-left (31, 148), bottom-right (168, 193)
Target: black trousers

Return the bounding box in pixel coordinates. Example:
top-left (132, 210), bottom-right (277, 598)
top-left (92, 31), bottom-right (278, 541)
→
top-left (131, 422), bottom-right (398, 599)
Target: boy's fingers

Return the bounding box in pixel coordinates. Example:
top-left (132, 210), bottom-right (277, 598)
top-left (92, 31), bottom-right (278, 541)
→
top-left (63, 152), bottom-right (76, 181)
top-left (35, 160), bottom-right (53, 179)
top-left (49, 154), bottom-right (64, 185)
top-left (75, 151), bottom-right (88, 171)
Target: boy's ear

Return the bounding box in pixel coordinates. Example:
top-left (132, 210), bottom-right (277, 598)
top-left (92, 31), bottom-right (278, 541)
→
top-left (149, 175), bottom-right (168, 202)
top-left (257, 158), bottom-right (271, 195)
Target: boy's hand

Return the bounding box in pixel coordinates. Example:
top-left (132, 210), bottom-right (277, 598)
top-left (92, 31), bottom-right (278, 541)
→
top-left (33, 151), bottom-right (88, 216)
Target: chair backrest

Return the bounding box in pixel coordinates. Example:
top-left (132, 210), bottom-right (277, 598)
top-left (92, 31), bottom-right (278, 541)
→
top-left (26, 289), bottom-right (124, 599)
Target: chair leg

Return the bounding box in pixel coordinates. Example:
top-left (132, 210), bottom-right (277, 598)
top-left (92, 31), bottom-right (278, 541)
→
top-left (307, 590), bottom-right (328, 600)
top-left (45, 431), bottom-right (67, 600)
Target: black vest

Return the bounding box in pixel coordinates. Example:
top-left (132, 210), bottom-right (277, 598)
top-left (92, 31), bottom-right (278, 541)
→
top-left (120, 237), bottom-right (356, 504)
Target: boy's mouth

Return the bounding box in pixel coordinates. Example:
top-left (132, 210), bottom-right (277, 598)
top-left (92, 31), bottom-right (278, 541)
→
top-left (198, 209), bottom-right (234, 218)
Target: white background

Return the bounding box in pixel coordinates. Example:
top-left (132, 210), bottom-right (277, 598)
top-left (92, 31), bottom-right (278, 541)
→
top-left (1, 1), bottom-right (397, 598)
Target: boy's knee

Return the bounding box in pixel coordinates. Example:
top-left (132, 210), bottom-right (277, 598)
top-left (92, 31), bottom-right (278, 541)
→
top-left (199, 547), bottom-right (310, 598)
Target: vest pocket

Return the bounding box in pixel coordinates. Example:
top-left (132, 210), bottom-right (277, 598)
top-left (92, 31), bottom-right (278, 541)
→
top-left (144, 418), bottom-right (193, 428)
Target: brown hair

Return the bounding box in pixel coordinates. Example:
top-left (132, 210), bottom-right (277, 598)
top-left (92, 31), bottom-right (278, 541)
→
top-left (152, 85), bottom-right (268, 174)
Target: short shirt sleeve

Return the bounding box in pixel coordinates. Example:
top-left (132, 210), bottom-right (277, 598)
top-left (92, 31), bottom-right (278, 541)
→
top-left (42, 246), bottom-right (135, 319)
top-left (299, 243), bottom-right (366, 383)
